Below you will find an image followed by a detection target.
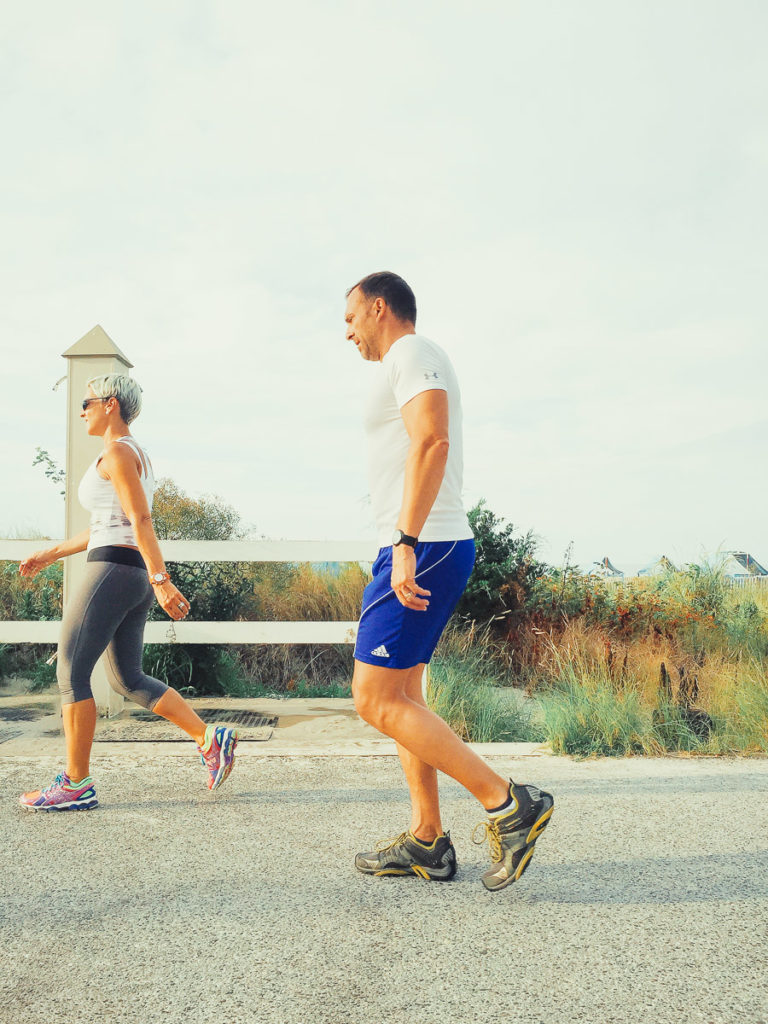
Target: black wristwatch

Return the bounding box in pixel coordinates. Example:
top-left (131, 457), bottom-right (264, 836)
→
top-left (392, 529), bottom-right (418, 548)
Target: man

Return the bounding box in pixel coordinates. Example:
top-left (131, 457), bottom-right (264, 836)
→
top-left (345, 271), bottom-right (554, 891)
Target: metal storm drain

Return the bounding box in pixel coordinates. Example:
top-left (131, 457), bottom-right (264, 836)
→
top-left (95, 707), bottom-right (277, 742)
top-left (163, 709), bottom-right (277, 730)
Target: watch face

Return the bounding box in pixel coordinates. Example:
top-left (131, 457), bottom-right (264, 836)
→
top-left (392, 529), bottom-right (402, 545)
top-left (152, 573), bottom-right (165, 583)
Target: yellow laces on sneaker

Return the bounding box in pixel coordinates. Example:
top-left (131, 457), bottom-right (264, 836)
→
top-left (375, 832), bottom-right (410, 853)
top-left (472, 819), bottom-right (503, 862)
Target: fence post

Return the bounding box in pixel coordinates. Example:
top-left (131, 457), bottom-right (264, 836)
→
top-left (62, 326), bottom-right (133, 717)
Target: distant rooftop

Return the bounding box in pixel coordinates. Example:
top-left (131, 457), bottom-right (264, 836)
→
top-left (637, 555), bottom-right (677, 577)
top-left (587, 550), bottom-right (767, 579)
top-left (721, 552), bottom-right (767, 577)
top-left (587, 557), bottom-right (624, 578)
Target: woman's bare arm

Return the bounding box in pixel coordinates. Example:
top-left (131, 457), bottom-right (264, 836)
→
top-left (99, 444), bottom-right (190, 620)
top-left (19, 529), bottom-right (91, 578)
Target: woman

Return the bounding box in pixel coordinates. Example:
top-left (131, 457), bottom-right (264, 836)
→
top-left (19, 373), bottom-right (238, 811)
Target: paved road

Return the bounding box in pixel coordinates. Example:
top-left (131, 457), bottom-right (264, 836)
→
top-left (2, 752), bottom-right (767, 1024)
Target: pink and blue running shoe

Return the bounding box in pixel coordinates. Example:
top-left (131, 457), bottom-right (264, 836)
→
top-left (197, 725), bottom-right (238, 791)
top-left (19, 772), bottom-right (98, 812)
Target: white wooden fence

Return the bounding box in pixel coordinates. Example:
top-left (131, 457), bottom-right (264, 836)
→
top-left (0, 539), bottom-right (374, 646)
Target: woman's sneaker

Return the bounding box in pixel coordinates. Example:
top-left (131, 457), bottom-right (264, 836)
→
top-left (355, 831), bottom-right (457, 881)
top-left (473, 781), bottom-right (554, 891)
top-left (19, 772), bottom-right (98, 812)
top-left (197, 725), bottom-right (238, 791)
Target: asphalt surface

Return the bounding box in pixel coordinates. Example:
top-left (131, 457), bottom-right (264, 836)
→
top-left (2, 752), bottom-right (767, 1024)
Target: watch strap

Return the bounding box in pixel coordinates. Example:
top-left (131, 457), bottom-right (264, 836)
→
top-left (393, 530), bottom-right (418, 548)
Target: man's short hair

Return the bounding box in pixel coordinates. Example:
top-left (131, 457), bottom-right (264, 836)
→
top-left (347, 272), bottom-right (417, 324)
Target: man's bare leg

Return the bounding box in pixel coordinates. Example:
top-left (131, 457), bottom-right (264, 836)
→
top-left (352, 659), bottom-right (510, 811)
top-left (395, 664), bottom-right (443, 841)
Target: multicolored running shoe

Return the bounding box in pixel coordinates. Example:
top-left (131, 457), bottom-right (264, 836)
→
top-left (473, 781), bottom-right (554, 891)
top-left (198, 724), bottom-right (238, 791)
top-left (355, 830), bottom-right (457, 881)
top-left (19, 772), bottom-right (98, 812)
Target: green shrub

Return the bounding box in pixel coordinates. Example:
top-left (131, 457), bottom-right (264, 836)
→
top-left (0, 645), bottom-right (10, 684)
top-left (224, 675), bottom-right (352, 699)
top-left (731, 672), bottom-right (768, 752)
top-left (706, 663), bottom-right (768, 754)
top-left (428, 632), bottom-right (542, 743)
top-left (722, 598), bottom-right (768, 660)
top-left (142, 643), bottom-right (195, 690)
top-left (0, 559), bottom-right (63, 686)
top-left (24, 653), bottom-right (59, 693)
top-left (651, 701), bottom-right (708, 753)
top-left (152, 478), bottom-right (245, 541)
top-left (541, 677), bottom-right (653, 757)
top-left (0, 561), bottom-right (62, 620)
top-left (455, 499), bottom-right (546, 625)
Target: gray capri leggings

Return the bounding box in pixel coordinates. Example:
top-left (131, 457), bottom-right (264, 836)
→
top-left (57, 551), bottom-right (169, 709)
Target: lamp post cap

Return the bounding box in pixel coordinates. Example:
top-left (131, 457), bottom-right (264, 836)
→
top-left (62, 325), bottom-right (133, 367)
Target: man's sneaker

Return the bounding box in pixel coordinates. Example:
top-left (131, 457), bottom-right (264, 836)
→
top-left (198, 725), bottom-right (238, 791)
top-left (19, 772), bottom-right (98, 812)
top-left (355, 831), bottom-right (457, 881)
top-left (473, 781), bottom-right (554, 892)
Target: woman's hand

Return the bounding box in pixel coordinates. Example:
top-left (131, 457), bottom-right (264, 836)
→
top-left (153, 580), bottom-right (191, 621)
top-left (19, 550), bottom-right (56, 578)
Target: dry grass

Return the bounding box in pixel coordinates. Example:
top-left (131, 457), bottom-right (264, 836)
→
top-left (527, 618), bottom-right (768, 756)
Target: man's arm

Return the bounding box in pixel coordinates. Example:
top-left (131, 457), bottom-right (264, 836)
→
top-left (390, 389), bottom-right (450, 609)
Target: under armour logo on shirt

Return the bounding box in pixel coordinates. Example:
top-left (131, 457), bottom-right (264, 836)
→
top-left (423, 371), bottom-right (440, 380)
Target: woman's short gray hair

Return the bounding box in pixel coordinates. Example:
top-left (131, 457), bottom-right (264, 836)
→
top-left (87, 374), bottom-right (143, 424)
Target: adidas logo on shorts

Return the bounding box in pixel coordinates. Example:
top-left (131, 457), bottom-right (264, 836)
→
top-left (371, 645), bottom-right (390, 658)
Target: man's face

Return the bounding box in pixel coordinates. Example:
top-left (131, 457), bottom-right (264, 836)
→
top-left (345, 287), bottom-right (381, 361)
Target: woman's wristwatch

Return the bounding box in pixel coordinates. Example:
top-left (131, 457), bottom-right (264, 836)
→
top-left (149, 571), bottom-right (171, 586)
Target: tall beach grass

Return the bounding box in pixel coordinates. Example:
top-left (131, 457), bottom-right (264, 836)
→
top-left (427, 625), bottom-right (543, 743)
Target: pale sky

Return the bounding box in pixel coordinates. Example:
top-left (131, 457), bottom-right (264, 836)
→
top-left (2, 1), bottom-right (766, 572)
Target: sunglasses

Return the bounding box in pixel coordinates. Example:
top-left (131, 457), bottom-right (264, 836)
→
top-left (81, 398), bottom-right (110, 410)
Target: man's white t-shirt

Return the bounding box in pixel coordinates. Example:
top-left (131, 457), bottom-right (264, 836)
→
top-left (364, 333), bottom-right (473, 547)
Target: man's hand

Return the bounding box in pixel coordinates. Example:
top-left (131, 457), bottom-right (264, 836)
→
top-left (391, 545), bottom-right (430, 610)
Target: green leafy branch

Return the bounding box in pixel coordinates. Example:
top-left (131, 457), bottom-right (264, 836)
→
top-left (32, 448), bottom-right (66, 497)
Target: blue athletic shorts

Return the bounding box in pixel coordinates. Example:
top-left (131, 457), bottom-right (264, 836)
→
top-left (354, 539), bottom-right (475, 670)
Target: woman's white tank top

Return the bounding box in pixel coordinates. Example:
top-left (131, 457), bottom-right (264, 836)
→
top-left (78, 436), bottom-right (155, 550)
